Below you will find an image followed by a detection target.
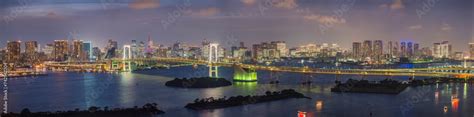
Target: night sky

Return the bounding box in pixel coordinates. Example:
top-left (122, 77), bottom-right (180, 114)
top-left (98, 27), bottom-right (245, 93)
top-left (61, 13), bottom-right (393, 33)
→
top-left (0, 0), bottom-right (472, 52)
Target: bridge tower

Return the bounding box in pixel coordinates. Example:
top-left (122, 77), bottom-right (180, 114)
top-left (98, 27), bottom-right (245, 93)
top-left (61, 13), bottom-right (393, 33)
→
top-left (208, 43), bottom-right (219, 78)
top-left (123, 45), bottom-right (132, 72)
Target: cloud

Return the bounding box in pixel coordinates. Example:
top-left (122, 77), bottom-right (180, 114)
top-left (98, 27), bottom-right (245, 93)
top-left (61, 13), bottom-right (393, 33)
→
top-left (274, 0), bottom-right (298, 9)
top-left (408, 25), bottom-right (422, 30)
top-left (380, 0), bottom-right (404, 10)
top-left (441, 23), bottom-right (452, 31)
top-left (241, 0), bottom-right (256, 6)
top-left (129, 0), bottom-right (159, 10)
top-left (192, 8), bottom-right (220, 17)
top-left (304, 14), bottom-right (346, 24)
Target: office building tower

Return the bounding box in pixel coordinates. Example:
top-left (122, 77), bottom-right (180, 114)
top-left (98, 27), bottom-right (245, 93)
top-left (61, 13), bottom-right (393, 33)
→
top-left (54, 40), bottom-right (69, 61)
top-left (6, 41), bottom-right (21, 64)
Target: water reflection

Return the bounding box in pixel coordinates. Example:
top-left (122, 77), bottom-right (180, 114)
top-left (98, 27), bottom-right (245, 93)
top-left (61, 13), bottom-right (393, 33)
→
top-left (451, 96), bottom-right (459, 113)
top-left (84, 73), bottom-right (97, 107)
top-left (234, 82), bottom-right (257, 91)
top-left (315, 100), bottom-right (323, 112)
top-left (119, 72), bottom-right (136, 107)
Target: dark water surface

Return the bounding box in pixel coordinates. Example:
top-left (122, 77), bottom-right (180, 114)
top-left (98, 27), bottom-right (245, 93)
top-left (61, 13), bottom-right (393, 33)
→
top-left (2, 65), bottom-right (473, 117)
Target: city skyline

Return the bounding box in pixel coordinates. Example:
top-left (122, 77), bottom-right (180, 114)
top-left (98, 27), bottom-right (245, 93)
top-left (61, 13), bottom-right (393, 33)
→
top-left (0, 0), bottom-right (472, 52)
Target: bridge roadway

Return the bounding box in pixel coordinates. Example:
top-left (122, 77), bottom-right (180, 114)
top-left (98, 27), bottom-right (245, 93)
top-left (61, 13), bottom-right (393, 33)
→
top-left (44, 58), bottom-right (474, 77)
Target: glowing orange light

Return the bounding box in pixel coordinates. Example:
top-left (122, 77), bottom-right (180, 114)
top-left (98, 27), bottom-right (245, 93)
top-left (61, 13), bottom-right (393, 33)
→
top-left (298, 111), bottom-right (307, 117)
top-left (316, 100), bottom-right (323, 112)
top-left (451, 97), bottom-right (459, 112)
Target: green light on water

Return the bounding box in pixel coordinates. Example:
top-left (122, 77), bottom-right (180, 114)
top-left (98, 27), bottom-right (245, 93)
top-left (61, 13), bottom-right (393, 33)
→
top-left (234, 82), bottom-right (257, 91)
top-left (233, 67), bottom-right (257, 82)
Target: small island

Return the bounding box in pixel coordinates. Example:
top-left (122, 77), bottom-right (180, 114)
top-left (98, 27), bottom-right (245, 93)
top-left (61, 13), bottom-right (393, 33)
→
top-left (1, 103), bottom-right (164, 117)
top-left (410, 77), bottom-right (474, 86)
top-left (185, 89), bottom-right (311, 110)
top-left (165, 77), bottom-right (232, 88)
top-left (331, 79), bottom-right (408, 94)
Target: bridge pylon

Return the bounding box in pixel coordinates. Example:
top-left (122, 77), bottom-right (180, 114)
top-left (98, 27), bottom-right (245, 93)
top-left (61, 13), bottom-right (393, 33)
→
top-left (208, 43), bottom-right (219, 78)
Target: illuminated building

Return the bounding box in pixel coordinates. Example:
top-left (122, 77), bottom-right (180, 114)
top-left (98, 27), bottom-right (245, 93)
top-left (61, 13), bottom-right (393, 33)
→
top-left (414, 43), bottom-right (419, 57)
top-left (54, 40), bottom-right (69, 61)
top-left (252, 42), bottom-right (282, 61)
top-left (470, 43), bottom-right (474, 59)
top-left (82, 41), bottom-right (92, 61)
top-left (72, 40), bottom-right (84, 61)
top-left (105, 39), bottom-right (118, 59)
top-left (25, 41), bottom-right (38, 65)
top-left (400, 42), bottom-right (407, 57)
top-left (392, 41), bottom-right (399, 58)
top-left (92, 47), bottom-right (102, 61)
top-left (6, 41), bottom-right (21, 64)
top-left (272, 41), bottom-right (288, 57)
top-left (373, 40), bottom-right (383, 61)
top-left (362, 40), bottom-right (372, 58)
top-left (352, 42), bottom-right (361, 60)
top-left (433, 41), bottom-right (451, 58)
top-left (407, 42), bottom-right (413, 57)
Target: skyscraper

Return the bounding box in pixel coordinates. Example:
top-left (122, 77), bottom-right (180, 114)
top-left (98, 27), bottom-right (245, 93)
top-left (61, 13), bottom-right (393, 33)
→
top-left (72, 40), bottom-right (84, 61)
top-left (400, 42), bottom-right (407, 57)
top-left (54, 40), bottom-right (69, 61)
top-left (373, 40), bottom-right (383, 61)
top-left (470, 43), bottom-right (474, 59)
top-left (407, 42), bottom-right (413, 57)
top-left (271, 41), bottom-right (288, 57)
top-left (6, 41), bottom-right (21, 64)
top-left (352, 42), bottom-right (362, 60)
top-left (362, 40), bottom-right (372, 58)
top-left (105, 39), bottom-right (118, 59)
top-left (440, 41), bottom-right (451, 58)
top-left (25, 41), bottom-right (38, 65)
top-left (413, 43), bottom-right (419, 58)
top-left (82, 41), bottom-right (92, 60)
top-left (393, 41), bottom-right (399, 57)
top-left (433, 43), bottom-right (441, 58)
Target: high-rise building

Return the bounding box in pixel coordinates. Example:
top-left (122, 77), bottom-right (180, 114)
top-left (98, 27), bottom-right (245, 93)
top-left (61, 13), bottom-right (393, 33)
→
top-left (6, 41), bottom-right (21, 64)
top-left (54, 40), bottom-right (69, 61)
top-left (25, 41), bottom-right (38, 65)
top-left (82, 41), bottom-right (92, 60)
top-left (413, 43), bottom-right (419, 57)
top-left (470, 43), bottom-right (474, 59)
top-left (400, 42), bottom-right (407, 57)
top-left (352, 42), bottom-right (361, 59)
top-left (362, 40), bottom-right (372, 58)
top-left (271, 41), bottom-right (288, 57)
top-left (440, 41), bottom-right (451, 58)
top-left (373, 40), bottom-right (383, 61)
top-left (393, 41), bottom-right (399, 57)
top-left (433, 41), bottom-right (451, 58)
top-left (433, 43), bottom-right (441, 58)
top-left (92, 47), bottom-right (102, 61)
top-left (407, 42), bottom-right (413, 57)
top-left (105, 39), bottom-right (118, 59)
top-left (72, 40), bottom-right (84, 61)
